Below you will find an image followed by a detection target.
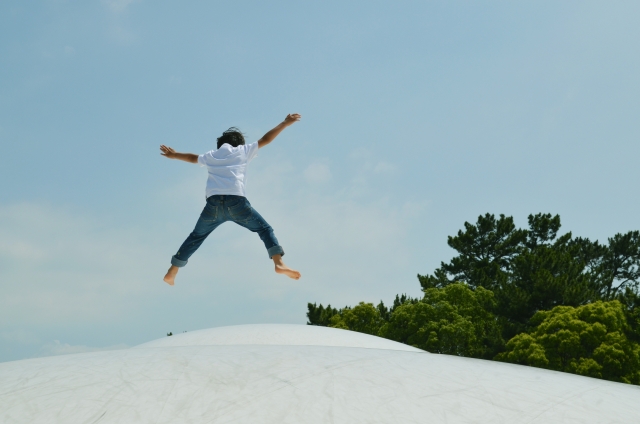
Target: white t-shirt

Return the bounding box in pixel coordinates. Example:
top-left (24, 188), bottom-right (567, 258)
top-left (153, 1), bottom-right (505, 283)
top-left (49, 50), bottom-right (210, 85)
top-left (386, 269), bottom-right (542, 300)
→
top-left (198, 142), bottom-right (259, 198)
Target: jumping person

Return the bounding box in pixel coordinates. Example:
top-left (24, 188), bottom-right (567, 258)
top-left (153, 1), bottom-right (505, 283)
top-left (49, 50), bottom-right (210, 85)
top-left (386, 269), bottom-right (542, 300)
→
top-left (160, 114), bottom-right (302, 285)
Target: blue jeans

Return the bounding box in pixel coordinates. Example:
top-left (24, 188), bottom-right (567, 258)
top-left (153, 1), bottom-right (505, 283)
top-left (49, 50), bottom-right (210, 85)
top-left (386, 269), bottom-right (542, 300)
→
top-left (171, 195), bottom-right (284, 267)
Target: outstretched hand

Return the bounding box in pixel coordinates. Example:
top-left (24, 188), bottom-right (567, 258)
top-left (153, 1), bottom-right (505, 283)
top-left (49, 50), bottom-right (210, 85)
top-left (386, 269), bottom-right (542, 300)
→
top-left (159, 146), bottom-right (199, 164)
top-left (283, 113), bottom-right (301, 126)
top-left (160, 145), bottom-right (177, 159)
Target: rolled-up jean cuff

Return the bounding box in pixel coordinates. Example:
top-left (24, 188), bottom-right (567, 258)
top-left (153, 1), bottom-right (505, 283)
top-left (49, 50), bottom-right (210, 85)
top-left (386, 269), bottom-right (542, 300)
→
top-left (171, 256), bottom-right (188, 267)
top-left (267, 245), bottom-right (284, 259)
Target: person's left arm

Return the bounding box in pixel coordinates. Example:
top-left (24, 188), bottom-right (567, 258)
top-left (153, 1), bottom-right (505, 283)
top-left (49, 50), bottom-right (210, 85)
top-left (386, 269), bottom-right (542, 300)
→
top-left (160, 145), bottom-right (199, 164)
top-left (257, 113), bottom-right (301, 149)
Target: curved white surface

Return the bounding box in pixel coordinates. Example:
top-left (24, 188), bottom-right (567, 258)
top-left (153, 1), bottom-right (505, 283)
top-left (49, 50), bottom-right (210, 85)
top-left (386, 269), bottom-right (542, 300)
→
top-left (135, 323), bottom-right (422, 352)
top-left (0, 324), bottom-right (638, 423)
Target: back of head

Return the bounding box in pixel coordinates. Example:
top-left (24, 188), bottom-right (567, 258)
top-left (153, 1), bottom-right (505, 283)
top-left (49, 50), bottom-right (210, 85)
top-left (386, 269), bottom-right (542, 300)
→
top-left (217, 127), bottom-right (245, 149)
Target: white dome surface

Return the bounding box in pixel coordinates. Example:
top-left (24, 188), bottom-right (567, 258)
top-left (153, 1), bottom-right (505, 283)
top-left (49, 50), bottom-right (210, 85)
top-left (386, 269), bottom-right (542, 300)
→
top-left (135, 323), bottom-right (422, 351)
top-left (0, 324), bottom-right (638, 424)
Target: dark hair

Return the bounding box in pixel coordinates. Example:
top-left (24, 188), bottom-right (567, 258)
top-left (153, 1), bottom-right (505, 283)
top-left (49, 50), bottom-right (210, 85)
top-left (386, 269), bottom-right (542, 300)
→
top-left (217, 127), bottom-right (245, 149)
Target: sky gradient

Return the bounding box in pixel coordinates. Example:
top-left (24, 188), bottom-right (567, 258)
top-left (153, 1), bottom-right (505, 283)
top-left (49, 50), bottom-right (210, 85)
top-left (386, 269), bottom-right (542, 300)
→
top-left (1, 0), bottom-right (639, 362)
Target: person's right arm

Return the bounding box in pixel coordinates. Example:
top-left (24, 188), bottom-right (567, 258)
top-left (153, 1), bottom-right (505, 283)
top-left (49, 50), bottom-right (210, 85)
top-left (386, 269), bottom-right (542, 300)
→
top-left (257, 113), bottom-right (301, 149)
top-left (159, 145), bottom-right (199, 164)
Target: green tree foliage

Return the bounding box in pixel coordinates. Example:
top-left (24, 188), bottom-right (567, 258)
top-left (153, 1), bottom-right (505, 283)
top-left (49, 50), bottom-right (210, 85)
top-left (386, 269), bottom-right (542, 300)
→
top-left (307, 294), bottom-right (418, 327)
top-left (321, 284), bottom-right (502, 359)
top-left (329, 302), bottom-right (386, 335)
top-left (619, 288), bottom-right (640, 344)
top-left (307, 213), bottom-right (640, 385)
top-left (306, 303), bottom-right (339, 326)
top-left (496, 301), bottom-right (640, 384)
top-left (419, 213), bottom-right (526, 292)
top-left (418, 213), bottom-right (640, 336)
top-left (378, 294), bottom-right (419, 321)
top-left (379, 283), bottom-right (503, 359)
top-left (593, 231), bottom-right (640, 299)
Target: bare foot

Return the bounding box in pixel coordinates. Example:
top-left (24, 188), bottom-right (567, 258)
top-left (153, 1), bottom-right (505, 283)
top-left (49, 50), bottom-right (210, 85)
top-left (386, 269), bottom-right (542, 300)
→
top-left (272, 254), bottom-right (301, 280)
top-left (276, 264), bottom-right (300, 280)
top-left (164, 265), bottom-right (179, 285)
top-left (275, 263), bottom-right (301, 280)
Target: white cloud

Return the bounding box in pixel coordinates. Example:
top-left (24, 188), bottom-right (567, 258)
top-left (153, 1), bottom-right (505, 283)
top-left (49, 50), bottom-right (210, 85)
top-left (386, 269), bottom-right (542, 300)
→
top-left (0, 240), bottom-right (47, 261)
top-left (374, 161), bottom-right (396, 174)
top-left (245, 156), bottom-right (427, 302)
top-left (102, 0), bottom-right (138, 43)
top-left (103, 0), bottom-right (137, 13)
top-left (0, 155), bottom-right (427, 361)
top-left (1, 329), bottom-right (40, 345)
top-left (108, 25), bottom-right (136, 43)
top-left (0, 202), bottom-right (163, 326)
top-left (64, 45), bottom-right (75, 57)
top-left (303, 163), bottom-right (332, 184)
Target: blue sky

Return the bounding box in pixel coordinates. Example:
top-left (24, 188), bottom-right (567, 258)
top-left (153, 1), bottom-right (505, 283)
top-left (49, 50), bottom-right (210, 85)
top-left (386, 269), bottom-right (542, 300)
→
top-left (1, 0), bottom-right (639, 362)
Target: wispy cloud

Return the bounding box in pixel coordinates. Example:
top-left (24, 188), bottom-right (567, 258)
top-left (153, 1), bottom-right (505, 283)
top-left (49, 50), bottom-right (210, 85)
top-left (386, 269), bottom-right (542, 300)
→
top-left (374, 161), bottom-right (396, 174)
top-left (102, 0), bottom-right (138, 43)
top-left (108, 25), bottom-right (136, 43)
top-left (103, 0), bottom-right (137, 14)
top-left (0, 152), bottom-right (427, 362)
top-left (303, 163), bottom-right (332, 184)
top-left (63, 45), bottom-right (75, 57)
top-left (0, 202), bottom-right (161, 326)
top-left (1, 329), bottom-right (40, 345)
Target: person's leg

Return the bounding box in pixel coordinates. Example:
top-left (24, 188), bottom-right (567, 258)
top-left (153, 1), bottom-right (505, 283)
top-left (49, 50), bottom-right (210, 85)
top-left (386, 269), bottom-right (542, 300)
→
top-left (164, 199), bottom-right (225, 285)
top-left (227, 197), bottom-right (301, 280)
top-left (271, 254), bottom-right (301, 280)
